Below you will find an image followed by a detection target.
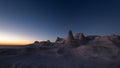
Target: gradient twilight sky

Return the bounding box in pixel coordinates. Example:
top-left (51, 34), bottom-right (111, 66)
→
top-left (0, 0), bottom-right (120, 44)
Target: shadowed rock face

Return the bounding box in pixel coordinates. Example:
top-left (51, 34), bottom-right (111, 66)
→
top-left (75, 33), bottom-right (87, 45)
top-left (34, 41), bottom-right (39, 43)
top-left (55, 37), bottom-right (65, 44)
top-left (32, 41), bottom-right (40, 46)
top-left (75, 33), bottom-right (85, 40)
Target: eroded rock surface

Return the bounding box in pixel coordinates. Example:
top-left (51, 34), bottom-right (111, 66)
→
top-left (0, 31), bottom-right (120, 68)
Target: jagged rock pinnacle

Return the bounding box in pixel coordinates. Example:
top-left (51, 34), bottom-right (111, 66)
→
top-left (66, 30), bottom-right (77, 47)
top-left (67, 30), bottom-right (75, 41)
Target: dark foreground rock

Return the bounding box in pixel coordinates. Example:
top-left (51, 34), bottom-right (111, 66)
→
top-left (0, 48), bottom-right (114, 68)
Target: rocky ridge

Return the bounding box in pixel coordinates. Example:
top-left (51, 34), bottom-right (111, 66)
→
top-left (0, 30), bottom-right (120, 68)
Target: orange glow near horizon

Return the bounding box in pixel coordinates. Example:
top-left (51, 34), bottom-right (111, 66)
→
top-left (0, 32), bottom-right (33, 45)
top-left (0, 41), bottom-right (32, 45)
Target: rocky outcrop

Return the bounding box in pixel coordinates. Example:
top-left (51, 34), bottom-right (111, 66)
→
top-left (86, 35), bottom-right (99, 41)
top-left (65, 30), bottom-right (77, 47)
top-left (66, 30), bottom-right (75, 41)
top-left (108, 34), bottom-right (120, 47)
top-left (75, 33), bottom-right (85, 40)
top-left (34, 41), bottom-right (40, 44)
top-left (33, 41), bottom-right (40, 45)
top-left (75, 33), bottom-right (87, 45)
top-left (91, 36), bottom-right (118, 47)
top-left (27, 40), bottom-right (53, 49)
top-left (55, 37), bottom-right (65, 44)
top-left (1, 30), bottom-right (120, 68)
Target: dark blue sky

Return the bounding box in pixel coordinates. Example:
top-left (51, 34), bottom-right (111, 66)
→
top-left (0, 0), bottom-right (120, 42)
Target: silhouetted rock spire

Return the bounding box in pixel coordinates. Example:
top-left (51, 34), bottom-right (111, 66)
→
top-left (67, 30), bottom-right (75, 41)
top-left (55, 37), bottom-right (65, 43)
top-left (66, 30), bottom-right (77, 47)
